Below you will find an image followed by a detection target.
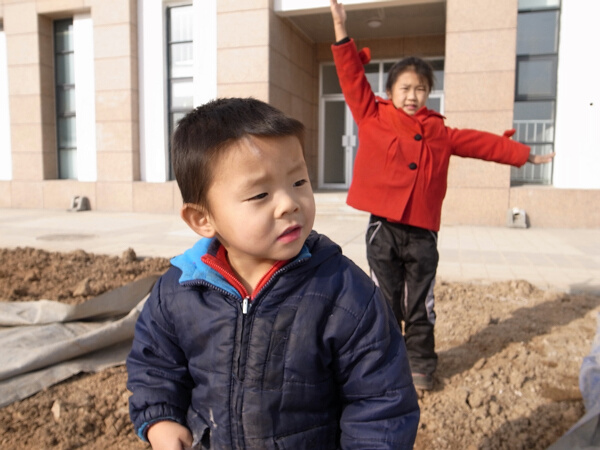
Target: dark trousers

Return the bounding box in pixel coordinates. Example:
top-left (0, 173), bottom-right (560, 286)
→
top-left (365, 215), bottom-right (439, 376)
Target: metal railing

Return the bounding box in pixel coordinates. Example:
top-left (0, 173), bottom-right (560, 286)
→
top-left (511, 119), bottom-right (554, 185)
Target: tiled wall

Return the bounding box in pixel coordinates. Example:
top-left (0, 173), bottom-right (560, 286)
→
top-left (215, 2), bottom-right (319, 186)
top-left (0, 0), bottom-right (597, 227)
top-left (1, 0), bottom-right (139, 211)
top-left (91, 0), bottom-right (139, 212)
top-left (268, 11), bottom-right (318, 185)
top-left (217, 1), bottom-right (270, 100)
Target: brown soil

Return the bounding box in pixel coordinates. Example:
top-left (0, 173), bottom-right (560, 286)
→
top-left (0, 247), bottom-right (599, 450)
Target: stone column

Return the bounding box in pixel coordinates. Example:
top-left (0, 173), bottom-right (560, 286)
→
top-left (442, 0), bottom-right (519, 226)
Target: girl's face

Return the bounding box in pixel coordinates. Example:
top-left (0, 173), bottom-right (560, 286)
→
top-left (386, 70), bottom-right (430, 116)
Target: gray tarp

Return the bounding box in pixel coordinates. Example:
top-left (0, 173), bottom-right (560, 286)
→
top-left (0, 276), bottom-right (158, 408)
top-left (548, 312), bottom-right (600, 450)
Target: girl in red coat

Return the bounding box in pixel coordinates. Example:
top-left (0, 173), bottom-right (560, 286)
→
top-left (330, 0), bottom-right (554, 391)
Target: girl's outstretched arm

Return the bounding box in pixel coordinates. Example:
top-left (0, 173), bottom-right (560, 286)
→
top-left (330, 0), bottom-right (348, 41)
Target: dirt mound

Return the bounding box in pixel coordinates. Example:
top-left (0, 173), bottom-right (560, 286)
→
top-left (0, 247), bottom-right (598, 449)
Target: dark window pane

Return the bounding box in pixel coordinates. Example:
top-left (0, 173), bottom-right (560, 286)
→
top-left (513, 101), bottom-right (555, 121)
top-left (426, 96), bottom-right (441, 113)
top-left (517, 11), bottom-right (558, 55)
top-left (58, 148), bottom-right (77, 179)
top-left (364, 63), bottom-right (379, 92)
top-left (383, 62), bottom-right (395, 72)
top-left (516, 57), bottom-right (557, 98)
top-left (56, 53), bottom-right (75, 85)
top-left (57, 116), bottom-right (77, 149)
top-left (429, 59), bottom-right (444, 90)
top-left (57, 87), bottom-right (76, 115)
top-left (55, 21), bottom-right (73, 52)
top-left (322, 65), bottom-right (342, 95)
top-left (432, 70), bottom-right (444, 91)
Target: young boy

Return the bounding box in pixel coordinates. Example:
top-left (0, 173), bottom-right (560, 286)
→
top-left (126, 98), bottom-right (420, 449)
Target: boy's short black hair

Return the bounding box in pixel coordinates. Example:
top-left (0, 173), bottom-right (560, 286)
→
top-left (172, 97), bottom-right (305, 210)
top-left (386, 56), bottom-right (435, 93)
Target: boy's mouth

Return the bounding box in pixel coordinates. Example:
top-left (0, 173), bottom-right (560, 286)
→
top-left (278, 225), bottom-right (302, 243)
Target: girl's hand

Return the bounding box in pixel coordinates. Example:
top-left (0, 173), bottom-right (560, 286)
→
top-left (330, 0), bottom-right (347, 26)
top-left (330, 0), bottom-right (349, 41)
top-left (527, 152), bottom-right (555, 164)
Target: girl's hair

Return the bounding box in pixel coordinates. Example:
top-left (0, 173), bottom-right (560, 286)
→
top-left (385, 56), bottom-right (435, 92)
top-left (172, 97), bottom-right (305, 210)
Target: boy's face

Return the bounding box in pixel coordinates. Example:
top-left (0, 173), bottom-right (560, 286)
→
top-left (199, 135), bottom-right (315, 279)
top-left (387, 70), bottom-right (430, 116)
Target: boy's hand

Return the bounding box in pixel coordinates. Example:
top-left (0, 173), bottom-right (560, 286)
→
top-left (148, 421), bottom-right (193, 450)
top-left (330, 0), bottom-right (348, 41)
top-left (527, 151), bottom-right (555, 164)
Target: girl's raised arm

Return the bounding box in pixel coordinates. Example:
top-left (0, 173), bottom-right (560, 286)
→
top-left (330, 0), bottom-right (348, 41)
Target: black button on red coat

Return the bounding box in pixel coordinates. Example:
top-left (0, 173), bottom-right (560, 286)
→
top-left (409, 163), bottom-right (417, 170)
top-left (414, 134), bottom-right (422, 141)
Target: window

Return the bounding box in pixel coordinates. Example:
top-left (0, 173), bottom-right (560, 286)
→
top-left (54, 19), bottom-right (77, 179)
top-left (167, 4), bottom-right (194, 179)
top-left (511, 2), bottom-right (560, 185)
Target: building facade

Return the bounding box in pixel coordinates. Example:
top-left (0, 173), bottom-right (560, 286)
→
top-left (0, 0), bottom-right (598, 227)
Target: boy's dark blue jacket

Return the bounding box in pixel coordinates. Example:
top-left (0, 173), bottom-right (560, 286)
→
top-left (126, 231), bottom-right (419, 449)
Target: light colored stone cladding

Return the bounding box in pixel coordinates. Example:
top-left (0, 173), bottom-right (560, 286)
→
top-left (0, 0), bottom-right (597, 227)
top-left (442, 0), bottom-right (519, 226)
top-left (1, 0), bottom-right (139, 211)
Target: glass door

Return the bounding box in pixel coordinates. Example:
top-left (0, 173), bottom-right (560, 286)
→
top-left (319, 63), bottom-right (356, 189)
top-left (319, 98), bottom-right (357, 188)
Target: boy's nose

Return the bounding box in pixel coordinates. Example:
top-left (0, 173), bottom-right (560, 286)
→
top-left (275, 191), bottom-right (300, 217)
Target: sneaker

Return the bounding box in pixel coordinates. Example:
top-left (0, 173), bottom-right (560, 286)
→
top-left (412, 372), bottom-right (434, 391)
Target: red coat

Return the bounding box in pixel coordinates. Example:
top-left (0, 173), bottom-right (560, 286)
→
top-left (332, 39), bottom-right (530, 232)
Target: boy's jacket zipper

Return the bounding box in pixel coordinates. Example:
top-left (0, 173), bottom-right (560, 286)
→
top-left (181, 254), bottom-right (309, 447)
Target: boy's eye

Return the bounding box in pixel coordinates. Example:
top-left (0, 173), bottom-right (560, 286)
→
top-left (294, 179), bottom-right (308, 187)
top-left (248, 193), bottom-right (268, 201)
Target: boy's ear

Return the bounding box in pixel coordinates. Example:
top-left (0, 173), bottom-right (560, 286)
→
top-left (180, 203), bottom-right (216, 238)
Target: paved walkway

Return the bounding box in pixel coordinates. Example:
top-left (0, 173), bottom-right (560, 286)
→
top-left (1, 193), bottom-right (599, 294)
